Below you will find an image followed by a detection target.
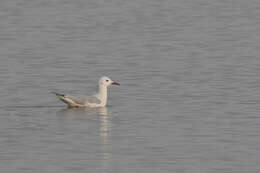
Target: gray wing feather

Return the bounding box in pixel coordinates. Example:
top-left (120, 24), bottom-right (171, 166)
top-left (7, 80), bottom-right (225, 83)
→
top-left (68, 95), bottom-right (101, 105)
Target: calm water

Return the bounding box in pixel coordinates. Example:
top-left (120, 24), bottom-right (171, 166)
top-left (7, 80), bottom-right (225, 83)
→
top-left (1, 0), bottom-right (260, 172)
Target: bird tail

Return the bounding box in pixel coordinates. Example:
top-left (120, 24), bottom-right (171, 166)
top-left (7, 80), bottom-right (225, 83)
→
top-left (51, 92), bottom-right (79, 107)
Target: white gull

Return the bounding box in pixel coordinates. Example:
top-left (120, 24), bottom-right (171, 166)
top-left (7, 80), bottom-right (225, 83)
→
top-left (52, 76), bottom-right (120, 108)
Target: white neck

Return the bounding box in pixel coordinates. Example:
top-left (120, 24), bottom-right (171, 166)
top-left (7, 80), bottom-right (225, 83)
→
top-left (96, 84), bottom-right (107, 106)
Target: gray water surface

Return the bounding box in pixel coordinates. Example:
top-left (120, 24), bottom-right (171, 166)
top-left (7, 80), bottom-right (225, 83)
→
top-left (1, 0), bottom-right (260, 172)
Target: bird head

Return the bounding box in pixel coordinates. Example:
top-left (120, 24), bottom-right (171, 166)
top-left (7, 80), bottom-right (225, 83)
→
top-left (99, 76), bottom-right (120, 87)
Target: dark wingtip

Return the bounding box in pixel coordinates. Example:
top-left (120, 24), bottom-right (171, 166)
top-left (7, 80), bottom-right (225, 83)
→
top-left (51, 92), bottom-right (65, 97)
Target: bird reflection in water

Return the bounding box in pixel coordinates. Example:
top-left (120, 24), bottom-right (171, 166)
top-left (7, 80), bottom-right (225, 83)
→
top-left (56, 107), bottom-right (112, 170)
top-left (56, 107), bottom-right (111, 140)
top-left (56, 106), bottom-right (108, 117)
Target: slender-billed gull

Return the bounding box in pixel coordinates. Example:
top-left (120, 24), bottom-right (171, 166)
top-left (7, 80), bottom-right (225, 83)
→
top-left (52, 76), bottom-right (120, 108)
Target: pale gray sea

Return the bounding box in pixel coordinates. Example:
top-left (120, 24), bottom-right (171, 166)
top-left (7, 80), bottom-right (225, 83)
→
top-left (1, 0), bottom-right (260, 172)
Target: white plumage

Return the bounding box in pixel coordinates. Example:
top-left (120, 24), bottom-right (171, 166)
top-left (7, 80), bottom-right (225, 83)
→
top-left (52, 76), bottom-right (120, 108)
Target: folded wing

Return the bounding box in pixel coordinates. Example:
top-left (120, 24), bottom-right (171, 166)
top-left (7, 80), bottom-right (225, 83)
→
top-left (67, 95), bottom-right (101, 105)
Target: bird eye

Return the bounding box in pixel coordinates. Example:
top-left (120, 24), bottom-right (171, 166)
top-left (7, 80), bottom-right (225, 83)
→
top-left (106, 80), bottom-right (109, 82)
